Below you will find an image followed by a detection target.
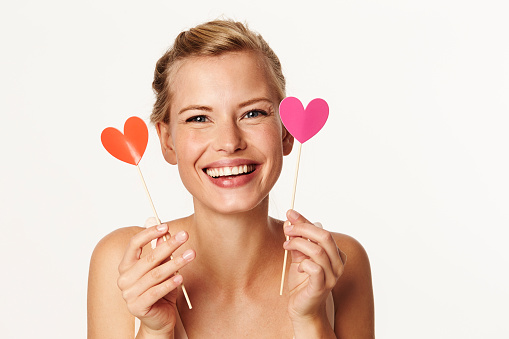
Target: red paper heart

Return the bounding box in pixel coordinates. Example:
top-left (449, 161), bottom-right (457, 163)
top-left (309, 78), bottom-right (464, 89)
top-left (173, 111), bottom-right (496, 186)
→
top-left (101, 116), bottom-right (148, 165)
top-left (279, 97), bottom-right (329, 143)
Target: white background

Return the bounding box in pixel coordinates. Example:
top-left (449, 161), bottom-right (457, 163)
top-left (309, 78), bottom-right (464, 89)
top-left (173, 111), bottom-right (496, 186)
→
top-left (1, 0), bottom-right (508, 338)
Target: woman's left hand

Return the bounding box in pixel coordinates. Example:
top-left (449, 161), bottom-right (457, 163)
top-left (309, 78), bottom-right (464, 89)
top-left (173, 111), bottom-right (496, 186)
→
top-left (283, 209), bottom-right (345, 322)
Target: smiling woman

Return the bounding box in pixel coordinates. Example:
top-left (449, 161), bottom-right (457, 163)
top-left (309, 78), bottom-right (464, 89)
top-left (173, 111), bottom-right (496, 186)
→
top-left (157, 52), bottom-right (290, 212)
top-left (87, 19), bottom-right (374, 339)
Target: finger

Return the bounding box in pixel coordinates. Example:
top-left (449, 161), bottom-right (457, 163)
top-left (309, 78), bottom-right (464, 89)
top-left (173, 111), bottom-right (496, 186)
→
top-left (156, 236), bottom-right (166, 248)
top-left (313, 222), bottom-right (346, 267)
top-left (122, 248), bottom-right (195, 304)
top-left (283, 221), bottom-right (307, 263)
top-left (298, 259), bottom-right (326, 296)
top-left (144, 217), bottom-right (159, 228)
top-left (284, 237), bottom-right (336, 289)
top-left (128, 231), bottom-right (189, 283)
top-left (129, 274), bottom-right (184, 318)
top-left (286, 209), bottom-right (312, 226)
top-left (313, 222), bottom-right (323, 229)
top-left (285, 210), bottom-right (343, 277)
top-left (144, 217), bottom-right (170, 249)
top-left (119, 223), bottom-right (169, 273)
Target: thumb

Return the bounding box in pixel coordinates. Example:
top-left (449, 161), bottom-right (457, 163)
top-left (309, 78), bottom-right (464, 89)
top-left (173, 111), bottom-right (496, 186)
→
top-left (286, 209), bottom-right (310, 225)
top-left (144, 217), bottom-right (167, 249)
top-left (284, 210), bottom-right (309, 264)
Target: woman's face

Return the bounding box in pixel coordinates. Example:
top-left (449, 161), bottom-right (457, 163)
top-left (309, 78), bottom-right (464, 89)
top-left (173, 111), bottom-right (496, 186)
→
top-left (157, 51), bottom-right (293, 214)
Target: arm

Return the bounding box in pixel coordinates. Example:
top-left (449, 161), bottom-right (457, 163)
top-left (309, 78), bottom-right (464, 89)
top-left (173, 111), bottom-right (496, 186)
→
top-left (283, 210), bottom-right (343, 339)
top-left (283, 210), bottom-right (374, 338)
top-left (88, 227), bottom-right (139, 338)
top-left (332, 234), bottom-right (375, 338)
top-left (88, 224), bottom-right (194, 339)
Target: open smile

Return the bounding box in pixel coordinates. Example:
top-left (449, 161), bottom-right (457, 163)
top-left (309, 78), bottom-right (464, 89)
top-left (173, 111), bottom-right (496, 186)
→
top-left (202, 160), bottom-right (260, 188)
top-left (204, 164), bottom-right (256, 178)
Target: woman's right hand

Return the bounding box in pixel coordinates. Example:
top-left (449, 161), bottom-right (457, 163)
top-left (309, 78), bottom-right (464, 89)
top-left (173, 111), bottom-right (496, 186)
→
top-left (116, 223), bottom-right (195, 336)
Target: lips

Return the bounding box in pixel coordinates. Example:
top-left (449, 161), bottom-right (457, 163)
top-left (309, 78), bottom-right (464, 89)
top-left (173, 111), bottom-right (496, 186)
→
top-left (205, 164), bottom-right (256, 178)
top-left (202, 159), bottom-right (259, 188)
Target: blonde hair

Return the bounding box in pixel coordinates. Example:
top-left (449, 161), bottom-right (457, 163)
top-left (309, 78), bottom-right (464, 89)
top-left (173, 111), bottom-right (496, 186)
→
top-left (150, 20), bottom-right (286, 124)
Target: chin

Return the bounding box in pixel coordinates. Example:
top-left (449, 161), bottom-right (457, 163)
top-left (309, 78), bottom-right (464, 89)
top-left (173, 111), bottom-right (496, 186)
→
top-left (196, 193), bottom-right (269, 215)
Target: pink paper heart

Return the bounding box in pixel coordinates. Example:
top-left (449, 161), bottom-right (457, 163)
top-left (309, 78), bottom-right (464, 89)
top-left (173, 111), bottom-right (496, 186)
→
top-left (279, 97), bottom-right (329, 143)
top-left (101, 116), bottom-right (148, 165)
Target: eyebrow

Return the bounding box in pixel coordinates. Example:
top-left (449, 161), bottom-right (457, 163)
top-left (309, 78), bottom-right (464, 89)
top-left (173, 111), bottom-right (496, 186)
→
top-left (178, 97), bottom-right (272, 115)
top-left (238, 97), bottom-right (273, 108)
top-left (178, 105), bottom-right (212, 115)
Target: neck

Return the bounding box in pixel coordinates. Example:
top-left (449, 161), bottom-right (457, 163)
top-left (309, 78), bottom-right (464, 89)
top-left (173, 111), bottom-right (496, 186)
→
top-left (188, 197), bottom-right (285, 292)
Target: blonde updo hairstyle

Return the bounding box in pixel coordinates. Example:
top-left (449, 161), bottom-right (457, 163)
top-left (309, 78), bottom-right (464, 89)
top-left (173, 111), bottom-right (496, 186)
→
top-left (150, 20), bottom-right (286, 124)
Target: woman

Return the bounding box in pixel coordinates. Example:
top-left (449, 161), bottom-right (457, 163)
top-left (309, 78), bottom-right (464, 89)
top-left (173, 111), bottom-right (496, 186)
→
top-left (88, 19), bottom-right (374, 338)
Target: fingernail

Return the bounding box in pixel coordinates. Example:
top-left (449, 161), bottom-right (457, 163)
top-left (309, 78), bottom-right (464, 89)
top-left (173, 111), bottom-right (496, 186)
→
top-left (175, 231), bottom-right (187, 242)
top-left (156, 224), bottom-right (167, 232)
top-left (284, 221), bottom-right (293, 232)
top-left (283, 240), bottom-right (290, 247)
top-left (182, 249), bottom-right (194, 261)
top-left (288, 209), bottom-right (300, 220)
top-left (173, 274), bottom-right (183, 284)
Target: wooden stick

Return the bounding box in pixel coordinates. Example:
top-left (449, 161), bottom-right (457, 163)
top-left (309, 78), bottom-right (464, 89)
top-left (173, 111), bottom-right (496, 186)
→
top-left (137, 165), bottom-right (193, 309)
top-left (136, 165), bottom-right (161, 223)
top-left (280, 142), bottom-right (303, 295)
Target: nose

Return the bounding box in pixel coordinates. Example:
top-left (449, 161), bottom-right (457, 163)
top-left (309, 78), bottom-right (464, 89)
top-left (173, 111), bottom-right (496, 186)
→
top-left (213, 118), bottom-right (246, 153)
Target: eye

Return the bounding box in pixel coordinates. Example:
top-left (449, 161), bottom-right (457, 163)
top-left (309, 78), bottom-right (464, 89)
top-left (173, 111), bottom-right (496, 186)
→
top-left (244, 110), bottom-right (267, 119)
top-left (186, 115), bottom-right (209, 123)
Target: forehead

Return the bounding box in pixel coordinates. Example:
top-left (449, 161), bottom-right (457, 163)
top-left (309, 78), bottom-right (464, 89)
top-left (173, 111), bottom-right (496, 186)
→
top-left (169, 51), bottom-right (276, 112)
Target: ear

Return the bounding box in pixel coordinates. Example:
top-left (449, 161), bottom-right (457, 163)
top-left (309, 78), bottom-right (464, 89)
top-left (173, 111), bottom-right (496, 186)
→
top-left (282, 126), bottom-right (294, 156)
top-left (156, 122), bottom-right (177, 165)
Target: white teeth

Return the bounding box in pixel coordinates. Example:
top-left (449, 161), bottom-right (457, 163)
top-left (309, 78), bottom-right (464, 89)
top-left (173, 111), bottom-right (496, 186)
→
top-left (206, 164), bottom-right (255, 178)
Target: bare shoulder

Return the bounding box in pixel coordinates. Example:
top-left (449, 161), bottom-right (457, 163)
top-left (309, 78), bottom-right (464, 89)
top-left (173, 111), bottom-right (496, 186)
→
top-left (331, 233), bottom-right (371, 273)
top-left (88, 226), bottom-right (144, 298)
top-left (330, 232), bottom-right (372, 295)
top-left (330, 233), bottom-right (375, 338)
top-left (87, 226), bottom-right (144, 338)
top-left (90, 216), bottom-right (191, 263)
top-left (91, 226), bottom-right (145, 259)
top-left (89, 226), bottom-right (146, 275)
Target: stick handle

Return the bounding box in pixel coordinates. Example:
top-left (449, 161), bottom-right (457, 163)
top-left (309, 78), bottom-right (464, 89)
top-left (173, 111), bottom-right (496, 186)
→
top-left (290, 143), bottom-right (302, 211)
top-left (280, 143), bottom-right (303, 295)
top-left (137, 165), bottom-right (161, 224)
top-left (137, 165), bottom-right (193, 309)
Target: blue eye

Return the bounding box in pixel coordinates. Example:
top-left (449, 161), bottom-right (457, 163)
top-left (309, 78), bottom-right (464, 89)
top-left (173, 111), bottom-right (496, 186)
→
top-left (245, 110), bottom-right (267, 119)
top-left (186, 115), bottom-right (208, 123)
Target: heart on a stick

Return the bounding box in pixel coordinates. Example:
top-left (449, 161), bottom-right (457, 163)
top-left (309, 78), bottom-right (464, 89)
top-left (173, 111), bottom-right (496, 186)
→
top-left (279, 97), bottom-right (329, 144)
top-left (101, 116), bottom-right (148, 165)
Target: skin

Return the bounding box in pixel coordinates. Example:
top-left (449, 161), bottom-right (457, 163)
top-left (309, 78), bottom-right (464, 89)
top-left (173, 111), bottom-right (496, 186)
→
top-left (88, 51), bottom-right (374, 338)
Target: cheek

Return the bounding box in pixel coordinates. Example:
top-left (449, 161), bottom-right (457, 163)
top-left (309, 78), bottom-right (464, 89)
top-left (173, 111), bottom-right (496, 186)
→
top-left (258, 123), bottom-right (284, 152)
top-left (251, 124), bottom-right (285, 170)
top-left (173, 134), bottom-right (205, 192)
top-left (173, 132), bottom-right (206, 163)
